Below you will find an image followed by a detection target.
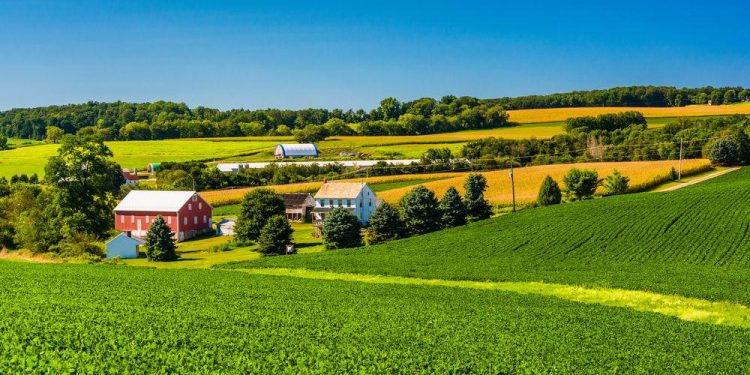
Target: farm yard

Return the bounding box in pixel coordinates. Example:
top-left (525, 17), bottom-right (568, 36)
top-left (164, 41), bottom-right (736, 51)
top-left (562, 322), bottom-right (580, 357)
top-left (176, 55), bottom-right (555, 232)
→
top-left (1, 167), bottom-right (750, 373)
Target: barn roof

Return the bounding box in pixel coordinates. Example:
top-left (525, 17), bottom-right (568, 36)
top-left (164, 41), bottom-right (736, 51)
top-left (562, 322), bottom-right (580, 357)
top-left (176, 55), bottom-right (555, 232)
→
top-left (114, 190), bottom-right (197, 212)
top-left (275, 143), bottom-right (319, 157)
top-left (314, 182), bottom-right (369, 199)
top-left (280, 193), bottom-right (314, 206)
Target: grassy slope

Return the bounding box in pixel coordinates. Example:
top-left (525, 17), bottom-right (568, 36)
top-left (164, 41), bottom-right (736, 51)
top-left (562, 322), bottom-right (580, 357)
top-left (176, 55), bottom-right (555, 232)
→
top-left (1, 261), bottom-right (749, 373)
top-left (225, 168), bottom-right (750, 304)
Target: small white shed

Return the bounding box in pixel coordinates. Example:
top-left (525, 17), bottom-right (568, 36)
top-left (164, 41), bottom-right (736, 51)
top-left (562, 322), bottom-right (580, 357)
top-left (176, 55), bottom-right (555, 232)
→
top-left (106, 233), bottom-right (143, 259)
top-left (216, 218), bottom-right (236, 236)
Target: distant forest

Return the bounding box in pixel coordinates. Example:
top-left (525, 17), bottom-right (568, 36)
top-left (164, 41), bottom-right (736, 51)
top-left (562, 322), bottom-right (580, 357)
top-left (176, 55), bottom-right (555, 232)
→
top-left (1, 86), bottom-right (748, 141)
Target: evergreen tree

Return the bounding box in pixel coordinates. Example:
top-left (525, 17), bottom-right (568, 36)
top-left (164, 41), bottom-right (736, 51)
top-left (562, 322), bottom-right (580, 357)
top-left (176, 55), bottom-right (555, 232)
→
top-left (367, 202), bottom-right (404, 244)
top-left (257, 215), bottom-right (293, 255)
top-left (463, 174), bottom-right (491, 221)
top-left (537, 175), bottom-right (562, 206)
top-left (603, 169), bottom-right (630, 196)
top-left (439, 187), bottom-right (467, 228)
top-left (235, 188), bottom-right (285, 243)
top-left (145, 216), bottom-right (177, 261)
top-left (322, 208), bottom-right (362, 249)
top-left (400, 186), bottom-right (442, 235)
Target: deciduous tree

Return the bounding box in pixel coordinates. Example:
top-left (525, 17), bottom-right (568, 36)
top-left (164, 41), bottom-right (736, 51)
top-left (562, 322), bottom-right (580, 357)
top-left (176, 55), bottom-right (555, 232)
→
top-left (323, 208), bottom-right (362, 249)
top-left (235, 188), bottom-right (285, 243)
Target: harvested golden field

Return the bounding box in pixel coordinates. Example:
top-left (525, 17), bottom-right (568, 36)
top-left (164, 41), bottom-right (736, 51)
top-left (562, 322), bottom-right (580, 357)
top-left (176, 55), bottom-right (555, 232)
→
top-left (505, 103), bottom-right (750, 123)
top-left (200, 172), bottom-right (466, 206)
top-left (376, 159), bottom-right (712, 205)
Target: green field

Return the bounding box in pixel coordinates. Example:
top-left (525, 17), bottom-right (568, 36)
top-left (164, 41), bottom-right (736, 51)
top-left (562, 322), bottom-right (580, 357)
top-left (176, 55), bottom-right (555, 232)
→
top-left (0, 113), bottom-right (738, 178)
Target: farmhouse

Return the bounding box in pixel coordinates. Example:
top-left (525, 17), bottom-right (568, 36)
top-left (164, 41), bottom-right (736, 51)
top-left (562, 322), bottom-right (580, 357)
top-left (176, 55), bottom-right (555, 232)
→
top-left (274, 143), bottom-right (319, 159)
top-left (114, 190), bottom-right (213, 241)
top-left (311, 182), bottom-right (379, 230)
top-left (280, 193), bottom-right (315, 222)
top-left (105, 232), bottom-right (143, 259)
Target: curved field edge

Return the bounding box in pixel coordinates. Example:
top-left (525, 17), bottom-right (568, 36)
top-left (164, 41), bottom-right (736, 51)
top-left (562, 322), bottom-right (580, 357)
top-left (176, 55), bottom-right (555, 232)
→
top-left (222, 167), bottom-right (750, 304)
top-left (239, 267), bottom-right (750, 329)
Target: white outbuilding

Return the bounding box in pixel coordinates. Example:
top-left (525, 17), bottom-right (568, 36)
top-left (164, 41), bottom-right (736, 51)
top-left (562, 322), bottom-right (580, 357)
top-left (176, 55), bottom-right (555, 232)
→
top-left (106, 232), bottom-right (144, 259)
top-left (274, 144), bottom-right (319, 159)
top-left (216, 218), bottom-right (236, 236)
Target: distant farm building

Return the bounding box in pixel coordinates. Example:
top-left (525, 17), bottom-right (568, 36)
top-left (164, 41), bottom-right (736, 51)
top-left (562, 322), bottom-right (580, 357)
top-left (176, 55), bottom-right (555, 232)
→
top-left (114, 190), bottom-right (213, 242)
top-left (280, 193), bottom-right (315, 222)
top-left (121, 169), bottom-right (140, 185)
top-left (147, 163), bottom-right (161, 173)
top-left (216, 218), bottom-right (236, 236)
top-left (216, 159), bottom-right (420, 174)
top-left (105, 232), bottom-right (143, 259)
top-left (312, 182), bottom-right (379, 233)
top-left (274, 144), bottom-right (319, 159)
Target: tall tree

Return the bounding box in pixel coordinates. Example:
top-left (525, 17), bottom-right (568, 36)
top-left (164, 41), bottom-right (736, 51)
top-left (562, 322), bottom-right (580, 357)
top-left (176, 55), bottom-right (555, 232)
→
top-left (563, 168), bottom-right (601, 201)
top-left (463, 174), bottom-right (491, 221)
top-left (323, 208), bottom-right (362, 249)
top-left (439, 187), bottom-right (467, 228)
top-left (44, 126), bottom-right (65, 144)
top-left (235, 188), bottom-right (286, 243)
top-left (400, 186), bottom-right (442, 235)
top-left (367, 202), bottom-right (404, 244)
top-left (145, 216), bottom-right (178, 261)
top-left (257, 215), bottom-right (293, 255)
top-left (537, 175), bottom-right (562, 206)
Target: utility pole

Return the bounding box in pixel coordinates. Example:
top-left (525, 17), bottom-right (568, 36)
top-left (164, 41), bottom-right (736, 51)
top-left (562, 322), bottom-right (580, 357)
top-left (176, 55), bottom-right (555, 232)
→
top-left (509, 159), bottom-right (516, 213)
top-left (678, 137), bottom-right (683, 180)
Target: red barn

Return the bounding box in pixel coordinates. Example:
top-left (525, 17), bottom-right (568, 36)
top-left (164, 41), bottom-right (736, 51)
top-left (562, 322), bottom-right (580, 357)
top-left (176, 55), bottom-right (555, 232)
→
top-left (114, 191), bottom-right (213, 241)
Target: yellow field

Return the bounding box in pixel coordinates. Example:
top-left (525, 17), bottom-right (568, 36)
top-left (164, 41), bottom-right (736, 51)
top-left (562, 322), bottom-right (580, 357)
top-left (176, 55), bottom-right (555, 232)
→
top-left (201, 159), bottom-right (711, 207)
top-left (505, 103), bottom-right (750, 123)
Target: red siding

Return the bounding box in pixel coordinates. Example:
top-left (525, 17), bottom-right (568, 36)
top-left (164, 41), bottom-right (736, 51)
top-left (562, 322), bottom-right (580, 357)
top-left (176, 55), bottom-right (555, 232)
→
top-left (114, 193), bottom-right (213, 239)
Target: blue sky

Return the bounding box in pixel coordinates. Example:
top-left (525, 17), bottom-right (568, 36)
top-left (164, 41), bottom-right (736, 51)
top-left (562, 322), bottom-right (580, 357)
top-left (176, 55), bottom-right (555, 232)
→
top-left (1, 0), bottom-right (748, 110)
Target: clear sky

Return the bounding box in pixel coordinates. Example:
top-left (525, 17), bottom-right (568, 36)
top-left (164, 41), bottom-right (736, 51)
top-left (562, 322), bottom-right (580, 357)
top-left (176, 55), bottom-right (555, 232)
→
top-left (1, 0), bottom-right (748, 110)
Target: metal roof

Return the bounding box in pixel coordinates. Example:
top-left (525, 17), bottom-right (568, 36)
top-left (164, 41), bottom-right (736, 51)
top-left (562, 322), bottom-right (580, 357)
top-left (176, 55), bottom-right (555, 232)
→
top-left (114, 190), bottom-right (197, 212)
top-left (275, 143), bottom-right (319, 157)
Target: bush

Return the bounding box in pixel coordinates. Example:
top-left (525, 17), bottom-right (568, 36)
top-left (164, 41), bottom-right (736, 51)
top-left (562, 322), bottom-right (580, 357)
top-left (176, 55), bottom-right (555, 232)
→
top-left (367, 202), bottom-right (404, 244)
top-left (603, 169), bottom-right (630, 196)
top-left (145, 216), bottom-right (178, 262)
top-left (537, 175), bottom-right (562, 206)
top-left (257, 215), bottom-right (293, 255)
top-left (400, 186), bottom-right (442, 235)
top-left (463, 174), bottom-right (491, 221)
top-left (563, 168), bottom-right (601, 201)
top-left (439, 187), bottom-right (467, 228)
top-left (708, 138), bottom-right (739, 166)
top-left (323, 208), bottom-right (362, 249)
top-left (235, 189), bottom-right (285, 243)
top-left (669, 167), bottom-right (678, 181)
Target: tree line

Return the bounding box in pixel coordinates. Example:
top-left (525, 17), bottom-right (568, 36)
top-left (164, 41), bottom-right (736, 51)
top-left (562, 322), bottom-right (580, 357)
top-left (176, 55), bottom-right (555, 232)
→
top-left (461, 114), bottom-right (750, 168)
top-left (3, 86), bottom-right (747, 141)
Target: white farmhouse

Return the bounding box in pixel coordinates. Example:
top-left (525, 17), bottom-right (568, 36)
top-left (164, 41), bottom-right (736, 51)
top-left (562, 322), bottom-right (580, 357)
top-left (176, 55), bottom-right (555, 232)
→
top-left (311, 182), bottom-right (379, 228)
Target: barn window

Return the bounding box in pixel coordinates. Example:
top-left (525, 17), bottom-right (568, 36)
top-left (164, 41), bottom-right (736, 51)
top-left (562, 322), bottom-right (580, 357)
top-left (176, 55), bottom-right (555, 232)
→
top-left (188, 203), bottom-right (192, 211)
top-left (194, 216), bottom-right (198, 224)
top-left (192, 195), bottom-right (197, 202)
top-left (184, 217), bottom-right (187, 225)
top-left (145, 215), bottom-right (150, 223)
top-left (120, 215), bottom-right (124, 223)
top-left (199, 203), bottom-right (202, 210)
top-left (203, 215), bottom-right (207, 224)
top-left (168, 217), bottom-right (172, 224)
top-left (131, 215), bottom-right (134, 223)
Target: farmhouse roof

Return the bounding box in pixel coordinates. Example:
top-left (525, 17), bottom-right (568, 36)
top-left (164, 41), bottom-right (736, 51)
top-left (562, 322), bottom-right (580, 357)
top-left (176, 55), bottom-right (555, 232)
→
top-left (314, 182), bottom-right (368, 199)
top-left (280, 193), bottom-right (314, 206)
top-left (114, 190), bottom-right (197, 212)
top-left (275, 143), bottom-right (319, 157)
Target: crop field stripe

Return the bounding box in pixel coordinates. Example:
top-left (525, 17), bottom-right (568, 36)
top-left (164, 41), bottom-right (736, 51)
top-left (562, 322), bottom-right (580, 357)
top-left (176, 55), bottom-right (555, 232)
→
top-left (238, 268), bottom-right (750, 329)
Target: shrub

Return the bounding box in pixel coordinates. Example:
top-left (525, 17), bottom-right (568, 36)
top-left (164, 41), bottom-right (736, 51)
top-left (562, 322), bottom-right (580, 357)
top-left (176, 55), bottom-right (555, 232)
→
top-left (537, 175), bottom-right (562, 206)
top-left (463, 174), bottom-right (491, 221)
top-left (367, 202), bottom-right (404, 244)
top-left (439, 187), bottom-right (467, 228)
top-left (603, 169), bottom-right (630, 196)
top-left (257, 215), bottom-right (293, 255)
top-left (708, 138), bottom-right (739, 166)
top-left (323, 208), bottom-right (362, 249)
top-left (235, 189), bottom-right (285, 243)
top-left (563, 168), bottom-right (601, 201)
top-left (400, 186), bottom-right (442, 235)
top-left (145, 216), bottom-right (178, 262)
top-left (669, 167), bottom-right (678, 181)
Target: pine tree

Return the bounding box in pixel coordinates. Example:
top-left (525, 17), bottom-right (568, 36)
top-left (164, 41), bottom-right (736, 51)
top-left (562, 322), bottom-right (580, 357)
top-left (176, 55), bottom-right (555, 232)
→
top-left (257, 215), bottom-right (293, 255)
top-left (439, 187), bottom-right (467, 228)
top-left (400, 186), bottom-right (442, 235)
top-left (235, 188), bottom-right (285, 243)
top-left (323, 208), bottom-right (362, 249)
top-left (367, 202), bottom-right (405, 244)
top-left (145, 216), bottom-right (177, 262)
top-left (463, 174), bottom-right (491, 221)
top-left (537, 175), bottom-right (562, 206)
top-left (603, 169), bottom-right (630, 196)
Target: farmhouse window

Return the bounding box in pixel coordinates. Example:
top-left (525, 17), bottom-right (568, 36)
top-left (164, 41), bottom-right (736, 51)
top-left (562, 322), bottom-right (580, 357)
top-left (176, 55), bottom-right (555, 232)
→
top-left (347, 199), bottom-right (352, 207)
top-left (188, 203), bottom-right (192, 211)
top-left (320, 200), bottom-right (326, 207)
top-left (359, 201), bottom-right (363, 207)
top-left (338, 199), bottom-right (342, 207)
top-left (369, 200), bottom-right (372, 207)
